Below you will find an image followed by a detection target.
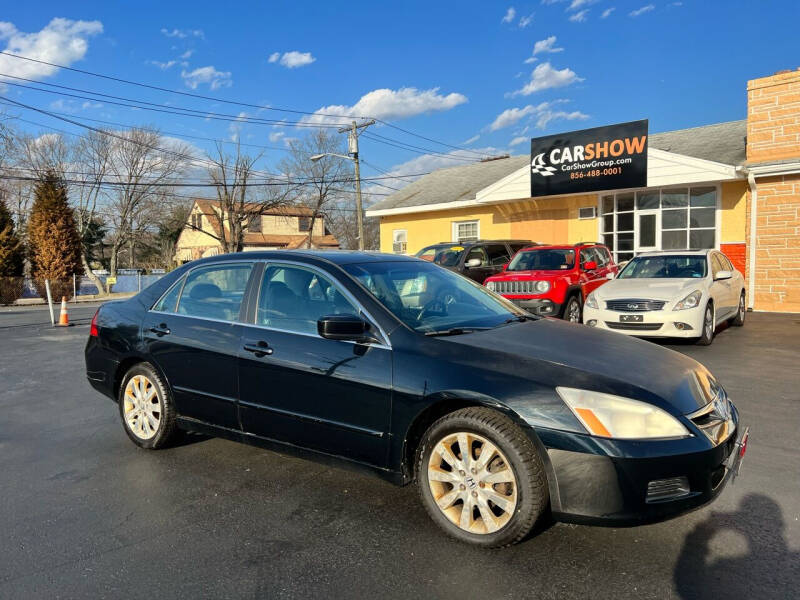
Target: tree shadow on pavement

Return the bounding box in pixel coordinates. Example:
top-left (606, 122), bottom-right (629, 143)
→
top-left (674, 494), bottom-right (799, 599)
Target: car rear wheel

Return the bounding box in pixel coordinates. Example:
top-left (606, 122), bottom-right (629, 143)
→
top-left (417, 407), bottom-right (548, 547)
top-left (564, 295), bottom-right (582, 323)
top-left (696, 303), bottom-right (715, 346)
top-left (118, 363), bottom-right (177, 449)
top-left (731, 292), bottom-right (745, 326)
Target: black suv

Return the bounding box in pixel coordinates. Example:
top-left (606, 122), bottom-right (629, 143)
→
top-left (415, 239), bottom-right (535, 283)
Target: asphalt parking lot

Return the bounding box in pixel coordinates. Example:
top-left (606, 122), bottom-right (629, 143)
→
top-left (1, 303), bottom-right (798, 599)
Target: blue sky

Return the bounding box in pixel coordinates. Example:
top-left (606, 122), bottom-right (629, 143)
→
top-left (1, 0), bottom-right (798, 184)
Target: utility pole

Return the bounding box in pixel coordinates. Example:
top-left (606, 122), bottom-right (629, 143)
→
top-left (338, 119), bottom-right (375, 250)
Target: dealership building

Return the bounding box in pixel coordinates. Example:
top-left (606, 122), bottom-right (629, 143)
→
top-left (367, 69), bottom-right (800, 313)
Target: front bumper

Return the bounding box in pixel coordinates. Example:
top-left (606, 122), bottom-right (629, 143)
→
top-left (505, 296), bottom-right (563, 317)
top-left (529, 407), bottom-right (746, 526)
top-left (583, 304), bottom-right (705, 338)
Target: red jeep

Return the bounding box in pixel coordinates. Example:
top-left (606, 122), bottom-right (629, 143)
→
top-left (483, 242), bottom-right (618, 322)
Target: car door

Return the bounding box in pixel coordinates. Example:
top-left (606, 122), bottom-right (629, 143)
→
top-left (144, 261), bottom-right (255, 430)
top-left (579, 247), bottom-right (603, 297)
top-left (462, 246), bottom-right (493, 283)
top-left (237, 261), bottom-right (392, 467)
top-left (710, 252), bottom-right (736, 318)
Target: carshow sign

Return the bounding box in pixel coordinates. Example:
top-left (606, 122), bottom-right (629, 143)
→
top-left (530, 119), bottom-right (648, 197)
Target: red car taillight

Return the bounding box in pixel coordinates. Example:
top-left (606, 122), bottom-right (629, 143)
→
top-left (89, 309), bottom-right (100, 337)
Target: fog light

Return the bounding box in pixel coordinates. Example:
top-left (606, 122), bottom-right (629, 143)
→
top-left (674, 322), bottom-right (693, 331)
top-left (587, 319), bottom-right (597, 327)
top-left (646, 476), bottom-right (690, 502)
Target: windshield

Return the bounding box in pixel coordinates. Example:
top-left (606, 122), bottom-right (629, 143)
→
top-left (415, 245), bottom-right (465, 267)
top-left (508, 249), bottom-right (575, 271)
top-left (618, 255), bottom-right (707, 279)
top-left (343, 260), bottom-right (527, 333)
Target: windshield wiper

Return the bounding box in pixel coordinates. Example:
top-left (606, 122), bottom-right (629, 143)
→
top-left (424, 327), bottom-right (490, 337)
top-left (502, 314), bottom-right (539, 324)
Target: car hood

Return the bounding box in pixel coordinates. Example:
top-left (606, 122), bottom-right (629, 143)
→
top-left (595, 278), bottom-right (704, 301)
top-left (441, 318), bottom-right (711, 414)
top-left (487, 269), bottom-right (571, 281)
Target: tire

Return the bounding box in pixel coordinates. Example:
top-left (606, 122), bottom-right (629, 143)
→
top-left (118, 362), bottom-right (178, 449)
top-left (416, 407), bottom-right (548, 548)
top-left (730, 292), bottom-right (745, 326)
top-left (696, 303), bottom-right (715, 346)
top-left (563, 295), bottom-right (582, 323)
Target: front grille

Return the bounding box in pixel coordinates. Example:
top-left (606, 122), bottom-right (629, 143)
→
top-left (605, 299), bottom-right (666, 312)
top-left (605, 322), bottom-right (663, 331)
top-left (688, 388), bottom-right (734, 446)
top-left (494, 280), bottom-right (540, 294)
top-left (646, 476), bottom-right (691, 503)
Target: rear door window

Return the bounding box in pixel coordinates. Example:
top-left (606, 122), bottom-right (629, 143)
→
top-left (176, 263), bottom-right (253, 322)
top-left (486, 244), bottom-right (511, 266)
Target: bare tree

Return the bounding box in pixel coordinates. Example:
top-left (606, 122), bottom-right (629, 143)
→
top-left (73, 130), bottom-right (113, 293)
top-left (278, 129), bottom-right (348, 248)
top-left (205, 140), bottom-right (291, 253)
top-left (105, 127), bottom-right (190, 278)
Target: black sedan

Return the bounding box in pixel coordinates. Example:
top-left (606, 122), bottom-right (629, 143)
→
top-left (85, 251), bottom-right (748, 547)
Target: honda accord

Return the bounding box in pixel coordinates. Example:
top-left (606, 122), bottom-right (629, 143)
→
top-left (85, 251), bottom-right (748, 547)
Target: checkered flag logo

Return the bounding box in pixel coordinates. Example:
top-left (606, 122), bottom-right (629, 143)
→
top-left (531, 153), bottom-right (557, 177)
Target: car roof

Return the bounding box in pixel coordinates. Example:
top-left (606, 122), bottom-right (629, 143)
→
top-left (427, 239), bottom-right (533, 247)
top-left (184, 249), bottom-right (422, 268)
top-left (635, 250), bottom-right (712, 257)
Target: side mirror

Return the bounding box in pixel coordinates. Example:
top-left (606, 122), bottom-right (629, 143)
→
top-left (584, 260), bottom-right (597, 271)
top-left (317, 314), bottom-right (376, 343)
top-left (714, 270), bottom-right (732, 281)
top-left (606, 272), bottom-right (615, 280)
top-left (465, 258), bottom-right (482, 268)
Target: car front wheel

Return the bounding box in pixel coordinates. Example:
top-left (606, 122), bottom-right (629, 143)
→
top-left (696, 303), bottom-right (715, 346)
top-left (417, 407), bottom-right (548, 547)
top-left (564, 295), bottom-right (582, 323)
top-left (118, 363), bottom-right (177, 449)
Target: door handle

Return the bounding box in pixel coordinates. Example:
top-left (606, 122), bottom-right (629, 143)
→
top-left (149, 323), bottom-right (170, 336)
top-left (243, 340), bottom-right (273, 357)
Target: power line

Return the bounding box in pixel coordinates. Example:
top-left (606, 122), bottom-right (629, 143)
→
top-left (0, 50), bottom-right (488, 156)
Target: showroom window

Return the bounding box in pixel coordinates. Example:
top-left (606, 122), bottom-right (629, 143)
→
top-left (452, 220), bottom-right (479, 243)
top-left (601, 186), bottom-right (718, 263)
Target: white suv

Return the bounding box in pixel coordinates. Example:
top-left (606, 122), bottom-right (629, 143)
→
top-left (582, 250), bottom-right (746, 345)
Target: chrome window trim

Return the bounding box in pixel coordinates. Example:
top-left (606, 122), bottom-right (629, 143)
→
top-left (148, 260), bottom-right (256, 321)
top-left (253, 259), bottom-right (392, 349)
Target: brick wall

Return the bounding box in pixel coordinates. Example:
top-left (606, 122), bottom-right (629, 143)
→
top-left (747, 69), bottom-right (800, 163)
top-left (746, 175), bottom-right (800, 312)
top-left (720, 243), bottom-right (747, 277)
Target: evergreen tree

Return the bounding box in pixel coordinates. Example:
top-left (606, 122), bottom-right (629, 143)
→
top-left (0, 197), bottom-right (24, 277)
top-left (27, 171), bottom-right (83, 298)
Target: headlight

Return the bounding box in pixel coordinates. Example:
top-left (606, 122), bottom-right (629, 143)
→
top-left (556, 387), bottom-right (690, 440)
top-left (534, 280), bottom-right (550, 293)
top-left (673, 290), bottom-right (702, 311)
top-left (485, 281), bottom-right (496, 291)
top-left (585, 292), bottom-right (598, 309)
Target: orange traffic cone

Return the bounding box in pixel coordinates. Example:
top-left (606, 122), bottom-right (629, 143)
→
top-left (56, 296), bottom-right (71, 327)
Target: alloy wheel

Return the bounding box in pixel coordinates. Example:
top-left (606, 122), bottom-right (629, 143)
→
top-left (567, 299), bottom-right (581, 323)
top-left (704, 307), bottom-right (713, 340)
top-left (427, 431), bottom-right (518, 535)
top-left (123, 375), bottom-right (162, 440)
top-left (738, 295), bottom-right (745, 322)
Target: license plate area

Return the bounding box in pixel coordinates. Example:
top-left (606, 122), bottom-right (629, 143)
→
top-left (620, 314), bottom-right (643, 322)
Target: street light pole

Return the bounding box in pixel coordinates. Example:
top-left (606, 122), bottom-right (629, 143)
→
top-left (350, 122), bottom-right (365, 251)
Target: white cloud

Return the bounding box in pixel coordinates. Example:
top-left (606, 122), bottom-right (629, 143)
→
top-left (533, 36), bottom-right (564, 55)
top-left (519, 13), bottom-right (534, 28)
top-left (509, 136), bottom-right (529, 147)
top-left (569, 9), bottom-right (589, 22)
top-left (670, 2), bottom-right (683, 6)
top-left (180, 65), bottom-right (232, 90)
top-left (510, 62), bottom-right (583, 97)
top-left (269, 50), bottom-right (316, 69)
top-left (490, 101), bottom-right (589, 132)
top-left (0, 18), bottom-right (103, 84)
top-left (463, 134), bottom-right (480, 145)
top-left (523, 57), bottom-right (537, 65)
top-left (601, 7), bottom-right (616, 18)
top-left (269, 131), bottom-right (286, 143)
top-left (629, 4), bottom-right (655, 17)
top-left (301, 87), bottom-right (468, 125)
top-left (567, 0), bottom-right (593, 9)
top-left (81, 101), bottom-right (102, 110)
top-left (160, 28), bottom-right (204, 39)
top-left (502, 7), bottom-right (516, 23)
top-left (149, 59), bottom-right (177, 70)
top-left (179, 49), bottom-right (193, 59)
